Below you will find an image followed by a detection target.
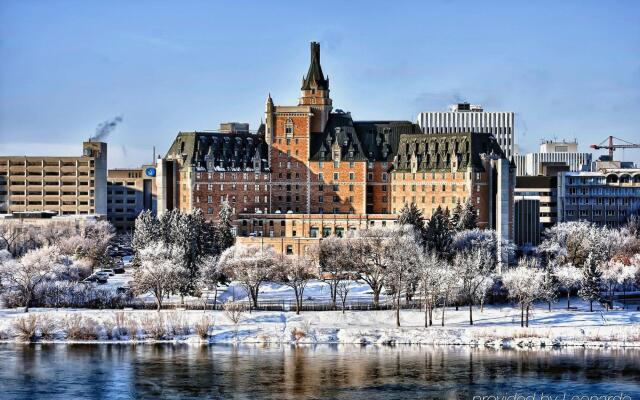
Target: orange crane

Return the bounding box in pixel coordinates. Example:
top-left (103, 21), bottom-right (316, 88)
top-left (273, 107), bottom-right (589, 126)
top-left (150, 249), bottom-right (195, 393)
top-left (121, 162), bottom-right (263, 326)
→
top-left (590, 136), bottom-right (640, 160)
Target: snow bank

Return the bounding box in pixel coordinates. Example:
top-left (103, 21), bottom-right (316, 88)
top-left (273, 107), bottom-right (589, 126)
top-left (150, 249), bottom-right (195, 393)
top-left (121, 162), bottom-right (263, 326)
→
top-left (1, 300), bottom-right (639, 348)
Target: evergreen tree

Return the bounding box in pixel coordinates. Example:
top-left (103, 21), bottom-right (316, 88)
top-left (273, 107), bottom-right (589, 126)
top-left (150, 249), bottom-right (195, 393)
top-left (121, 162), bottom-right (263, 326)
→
top-left (458, 199), bottom-right (478, 230)
top-left (132, 210), bottom-right (159, 253)
top-left (450, 202), bottom-right (463, 231)
top-left (424, 206), bottom-right (453, 257)
top-left (398, 203), bottom-right (425, 233)
top-left (215, 199), bottom-right (235, 252)
top-left (578, 253), bottom-right (602, 312)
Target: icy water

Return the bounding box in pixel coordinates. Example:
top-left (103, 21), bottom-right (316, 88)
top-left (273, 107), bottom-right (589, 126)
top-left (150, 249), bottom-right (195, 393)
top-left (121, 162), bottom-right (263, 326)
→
top-left (0, 344), bottom-right (639, 400)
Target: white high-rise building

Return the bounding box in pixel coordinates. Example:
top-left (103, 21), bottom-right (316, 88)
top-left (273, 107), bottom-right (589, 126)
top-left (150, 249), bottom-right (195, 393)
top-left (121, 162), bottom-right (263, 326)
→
top-left (417, 103), bottom-right (515, 159)
top-left (513, 139), bottom-right (592, 176)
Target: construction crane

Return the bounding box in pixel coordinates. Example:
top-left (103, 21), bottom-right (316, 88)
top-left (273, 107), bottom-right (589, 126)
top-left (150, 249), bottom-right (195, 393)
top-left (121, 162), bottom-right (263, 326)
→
top-left (590, 136), bottom-right (640, 160)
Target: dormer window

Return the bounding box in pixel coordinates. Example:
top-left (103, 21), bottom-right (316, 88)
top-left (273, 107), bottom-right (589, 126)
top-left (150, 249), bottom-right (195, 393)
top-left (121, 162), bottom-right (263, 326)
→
top-left (285, 118), bottom-right (294, 138)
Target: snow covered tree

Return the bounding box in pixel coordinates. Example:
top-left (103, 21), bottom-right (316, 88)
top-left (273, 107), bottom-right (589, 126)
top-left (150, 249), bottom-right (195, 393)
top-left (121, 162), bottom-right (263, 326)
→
top-left (198, 255), bottom-right (227, 310)
top-left (539, 262), bottom-right (558, 311)
top-left (348, 227), bottom-right (392, 309)
top-left (215, 199), bottom-right (235, 252)
top-left (452, 240), bottom-right (498, 325)
top-left (0, 246), bottom-right (60, 312)
top-left (385, 228), bottom-right (422, 327)
top-left (502, 258), bottom-right (544, 327)
top-left (417, 252), bottom-right (445, 327)
top-left (398, 203), bottom-right (425, 235)
top-left (316, 236), bottom-right (352, 310)
top-left (275, 251), bottom-right (318, 315)
top-left (554, 264), bottom-right (582, 310)
top-left (336, 278), bottom-right (353, 314)
top-left (578, 253), bottom-right (603, 312)
top-left (132, 210), bottom-right (159, 252)
top-left (132, 243), bottom-right (186, 311)
top-left (217, 244), bottom-right (278, 310)
top-left (424, 206), bottom-right (453, 257)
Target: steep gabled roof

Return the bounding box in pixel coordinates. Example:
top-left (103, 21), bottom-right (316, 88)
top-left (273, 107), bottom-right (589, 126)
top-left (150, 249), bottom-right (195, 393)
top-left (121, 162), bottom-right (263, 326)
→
top-left (301, 42), bottom-right (329, 91)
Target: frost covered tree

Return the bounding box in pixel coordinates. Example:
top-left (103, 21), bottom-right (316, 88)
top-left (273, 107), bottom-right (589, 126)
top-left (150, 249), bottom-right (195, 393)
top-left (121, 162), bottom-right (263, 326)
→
top-left (198, 255), bottom-right (227, 310)
top-left (217, 244), bottom-right (278, 310)
top-left (554, 265), bottom-right (582, 310)
top-left (416, 252), bottom-right (446, 327)
top-left (348, 227), bottom-right (393, 309)
top-left (0, 246), bottom-right (60, 312)
top-left (336, 278), bottom-right (353, 314)
top-left (275, 252), bottom-right (318, 315)
top-left (132, 210), bottom-right (159, 252)
top-left (215, 199), bottom-right (235, 252)
top-left (502, 258), bottom-right (544, 327)
top-left (385, 228), bottom-right (422, 327)
top-left (397, 203), bottom-right (425, 235)
top-left (132, 243), bottom-right (186, 311)
top-left (316, 236), bottom-right (352, 310)
top-left (578, 253), bottom-right (603, 312)
top-left (452, 239), bottom-right (499, 325)
top-left (133, 209), bottom-right (219, 297)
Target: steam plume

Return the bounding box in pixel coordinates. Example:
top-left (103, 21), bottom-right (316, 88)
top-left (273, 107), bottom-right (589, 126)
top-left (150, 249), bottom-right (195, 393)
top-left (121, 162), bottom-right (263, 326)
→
top-left (91, 116), bottom-right (123, 141)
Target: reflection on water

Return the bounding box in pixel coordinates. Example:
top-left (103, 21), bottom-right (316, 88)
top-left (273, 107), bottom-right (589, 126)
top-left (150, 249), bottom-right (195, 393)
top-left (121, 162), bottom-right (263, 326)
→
top-left (0, 344), bottom-right (639, 399)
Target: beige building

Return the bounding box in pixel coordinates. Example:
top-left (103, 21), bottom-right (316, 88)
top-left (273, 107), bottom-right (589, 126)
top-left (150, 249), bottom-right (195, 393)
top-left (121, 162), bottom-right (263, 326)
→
top-left (107, 166), bottom-right (157, 232)
top-left (0, 142), bottom-right (107, 216)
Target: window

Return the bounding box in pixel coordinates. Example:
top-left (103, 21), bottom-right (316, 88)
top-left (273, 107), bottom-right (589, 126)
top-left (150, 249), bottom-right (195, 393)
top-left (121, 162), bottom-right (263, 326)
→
top-left (349, 161), bottom-right (355, 168)
top-left (367, 172), bottom-right (373, 180)
top-left (286, 245), bottom-right (293, 255)
top-left (285, 123), bottom-right (293, 138)
top-left (349, 172), bottom-right (355, 180)
top-left (319, 195), bottom-right (324, 203)
top-left (207, 196), bottom-right (212, 203)
top-left (382, 173), bottom-right (387, 182)
top-left (333, 172), bottom-right (339, 180)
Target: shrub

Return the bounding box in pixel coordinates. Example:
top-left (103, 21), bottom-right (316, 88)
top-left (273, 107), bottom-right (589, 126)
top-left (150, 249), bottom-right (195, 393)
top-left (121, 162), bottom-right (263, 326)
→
top-left (38, 315), bottom-right (57, 340)
top-left (64, 315), bottom-right (99, 340)
top-left (291, 327), bottom-right (306, 341)
top-left (194, 316), bottom-right (214, 339)
top-left (223, 301), bottom-right (246, 325)
top-left (166, 311), bottom-right (188, 337)
top-left (139, 313), bottom-right (167, 340)
top-left (13, 314), bottom-right (39, 342)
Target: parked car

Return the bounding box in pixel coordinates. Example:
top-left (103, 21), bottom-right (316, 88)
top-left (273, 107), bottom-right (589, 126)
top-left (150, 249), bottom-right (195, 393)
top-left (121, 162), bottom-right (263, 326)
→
top-left (83, 274), bottom-right (108, 284)
top-left (100, 269), bottom-right (115, 276)
top-left (117, 285), bottom-right (133, 295)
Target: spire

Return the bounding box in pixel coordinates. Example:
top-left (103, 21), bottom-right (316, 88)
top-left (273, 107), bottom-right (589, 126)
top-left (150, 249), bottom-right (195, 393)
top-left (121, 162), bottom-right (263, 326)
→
top-left (301, 41), bottom-right (328, 90)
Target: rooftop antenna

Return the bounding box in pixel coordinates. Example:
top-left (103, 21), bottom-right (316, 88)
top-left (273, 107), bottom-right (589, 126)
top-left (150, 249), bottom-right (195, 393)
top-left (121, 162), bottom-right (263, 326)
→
top-left (153, 146), bottom-right (156, 163)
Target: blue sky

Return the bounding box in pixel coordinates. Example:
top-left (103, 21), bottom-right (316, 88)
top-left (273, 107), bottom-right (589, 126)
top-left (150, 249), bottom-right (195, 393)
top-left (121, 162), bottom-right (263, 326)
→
top-left (1, 0), bottom-right (639, 167)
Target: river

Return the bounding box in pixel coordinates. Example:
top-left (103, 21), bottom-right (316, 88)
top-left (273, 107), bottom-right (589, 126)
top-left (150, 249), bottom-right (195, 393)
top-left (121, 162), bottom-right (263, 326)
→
top-left (0, 344), bottom-right (638, 399)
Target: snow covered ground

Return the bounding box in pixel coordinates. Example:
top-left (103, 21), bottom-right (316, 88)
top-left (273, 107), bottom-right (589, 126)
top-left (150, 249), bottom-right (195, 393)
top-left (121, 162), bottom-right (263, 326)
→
top-left (1, 297), bottom-right (639, 348)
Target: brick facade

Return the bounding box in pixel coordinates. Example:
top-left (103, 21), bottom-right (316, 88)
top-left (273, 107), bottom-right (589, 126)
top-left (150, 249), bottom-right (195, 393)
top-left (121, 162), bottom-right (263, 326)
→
top-left (156, 42), bottom-right (515, 252)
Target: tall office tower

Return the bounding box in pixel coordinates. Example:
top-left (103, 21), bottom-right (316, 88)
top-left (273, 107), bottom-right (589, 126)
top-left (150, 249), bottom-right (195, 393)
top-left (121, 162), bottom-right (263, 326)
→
top-left (417, 103), bottom-right (515, 159)
top-left (513, 139), bottom-right (592, 176)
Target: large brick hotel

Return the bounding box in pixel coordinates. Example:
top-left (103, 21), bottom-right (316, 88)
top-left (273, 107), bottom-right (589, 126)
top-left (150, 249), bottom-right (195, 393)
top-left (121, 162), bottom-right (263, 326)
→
top-left (156, 42), bottom-right (514, 254)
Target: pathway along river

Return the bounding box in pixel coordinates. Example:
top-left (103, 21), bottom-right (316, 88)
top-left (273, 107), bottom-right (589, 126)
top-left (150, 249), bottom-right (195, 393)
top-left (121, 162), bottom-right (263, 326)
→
top-left (0, 344), bottom-right (639, 399)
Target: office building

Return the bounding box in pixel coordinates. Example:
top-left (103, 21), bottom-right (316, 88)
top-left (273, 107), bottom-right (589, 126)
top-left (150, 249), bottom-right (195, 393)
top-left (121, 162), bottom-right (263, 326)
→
top-left (106, 166), bottom-right (157, 232)
top-left (513, 139), bottom-right (591, 176)
top-left (416, 103), bottom-right (515, 159)
top-left (0, 142), bottom-right (107, 216)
